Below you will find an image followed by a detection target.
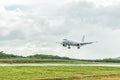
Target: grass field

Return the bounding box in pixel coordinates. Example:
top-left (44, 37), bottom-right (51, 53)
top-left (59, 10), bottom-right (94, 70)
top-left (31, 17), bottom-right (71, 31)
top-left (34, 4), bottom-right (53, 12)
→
top-left (0, 66), bottom-right (119, 80)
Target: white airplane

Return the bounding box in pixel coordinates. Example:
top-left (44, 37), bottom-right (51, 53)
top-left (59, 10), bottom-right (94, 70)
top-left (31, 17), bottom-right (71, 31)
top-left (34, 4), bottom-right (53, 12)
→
top-left (58, 36), bottom-right (97, 49)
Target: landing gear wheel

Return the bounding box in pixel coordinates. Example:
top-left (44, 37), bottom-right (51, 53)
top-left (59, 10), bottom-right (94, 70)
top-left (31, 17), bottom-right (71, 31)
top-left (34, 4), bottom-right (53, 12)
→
top-left (77, 47), bottom-right (80, 49)
top-left (68, 46), bottom-right (71, 49)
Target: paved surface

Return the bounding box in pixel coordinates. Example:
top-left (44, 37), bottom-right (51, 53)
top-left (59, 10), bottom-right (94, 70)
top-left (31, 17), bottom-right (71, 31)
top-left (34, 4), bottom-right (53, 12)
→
top-left (0, 63), bottom-right (120, 67)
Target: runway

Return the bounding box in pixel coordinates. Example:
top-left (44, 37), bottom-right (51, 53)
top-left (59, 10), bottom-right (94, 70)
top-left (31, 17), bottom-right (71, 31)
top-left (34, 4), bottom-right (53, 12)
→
top-left (0, 63), bottom-right (120, 67)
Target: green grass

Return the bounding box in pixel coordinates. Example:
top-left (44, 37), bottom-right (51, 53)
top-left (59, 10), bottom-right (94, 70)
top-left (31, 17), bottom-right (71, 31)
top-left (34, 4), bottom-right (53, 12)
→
top-left (0, 66), bottom-right (120, 80)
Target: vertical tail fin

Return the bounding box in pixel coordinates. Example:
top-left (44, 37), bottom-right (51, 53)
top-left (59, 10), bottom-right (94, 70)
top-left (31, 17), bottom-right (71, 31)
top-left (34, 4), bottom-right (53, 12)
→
top-left (81, 35), bottom-right (85, 42)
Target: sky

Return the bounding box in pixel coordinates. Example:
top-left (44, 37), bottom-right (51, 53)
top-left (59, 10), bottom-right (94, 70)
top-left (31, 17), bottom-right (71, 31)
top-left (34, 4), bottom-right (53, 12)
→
top-left (0, 0), bottom-right (120, 59)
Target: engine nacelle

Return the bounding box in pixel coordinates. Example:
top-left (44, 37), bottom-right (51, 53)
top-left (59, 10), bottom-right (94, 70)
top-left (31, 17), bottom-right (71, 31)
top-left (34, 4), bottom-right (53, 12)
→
top-left (77, 44), bottom-right (80, 46)
top-left (77, 44), bottom-right (80, 49)
top-left (63, 44), bottom-right (67, 47)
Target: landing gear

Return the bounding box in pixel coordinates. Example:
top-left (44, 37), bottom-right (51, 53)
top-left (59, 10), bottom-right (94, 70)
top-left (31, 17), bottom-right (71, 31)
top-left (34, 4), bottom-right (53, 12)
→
top-left (77, 44), bottom-right (80, 49)
top-left (77, 46), bottom-right (80, 49)
top-left (68, 46), bottom-right (71, 49)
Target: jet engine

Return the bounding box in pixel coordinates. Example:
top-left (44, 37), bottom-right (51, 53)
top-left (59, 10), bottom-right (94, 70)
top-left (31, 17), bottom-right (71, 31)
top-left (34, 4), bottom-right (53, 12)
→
top-left (63, 44), bottom-right (67, 47)
top-left (77, 44), bottom-right (80, 49)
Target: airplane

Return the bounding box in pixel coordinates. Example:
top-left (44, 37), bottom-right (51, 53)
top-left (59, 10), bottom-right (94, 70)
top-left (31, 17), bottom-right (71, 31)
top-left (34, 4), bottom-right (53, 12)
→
top-left (58, 36), bottom-right (97, 49)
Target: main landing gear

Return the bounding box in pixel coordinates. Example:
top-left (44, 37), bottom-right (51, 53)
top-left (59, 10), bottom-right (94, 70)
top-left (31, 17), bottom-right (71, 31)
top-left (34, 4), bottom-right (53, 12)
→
top-left (77, 46), bottom-right (80, 49)
top-left (68, 46), bottom-right (71, 49)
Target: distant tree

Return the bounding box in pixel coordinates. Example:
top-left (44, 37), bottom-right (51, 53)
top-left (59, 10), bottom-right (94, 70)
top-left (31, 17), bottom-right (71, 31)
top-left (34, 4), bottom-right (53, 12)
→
top-left (27, 54), bottom-right (70, 59)
top-left (0, 51), bottom-right (71, 60)
top-left (102, 58), bottom-right (120, 63)
top-left (0, 51), bottom-right (23, 59)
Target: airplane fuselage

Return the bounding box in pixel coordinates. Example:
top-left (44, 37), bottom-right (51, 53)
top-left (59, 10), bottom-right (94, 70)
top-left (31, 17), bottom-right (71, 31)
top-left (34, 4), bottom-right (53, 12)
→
top-left (61, 38), bottom-right (96, 49)
top-left (62, 39), bottom-right (80, 49)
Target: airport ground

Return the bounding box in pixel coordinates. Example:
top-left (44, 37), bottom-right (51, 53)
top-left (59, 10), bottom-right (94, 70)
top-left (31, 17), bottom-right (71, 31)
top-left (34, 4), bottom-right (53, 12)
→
top-left (0, 66), bottom-right (119, 80)
top-left (0, 58), bottom-right (119, 80)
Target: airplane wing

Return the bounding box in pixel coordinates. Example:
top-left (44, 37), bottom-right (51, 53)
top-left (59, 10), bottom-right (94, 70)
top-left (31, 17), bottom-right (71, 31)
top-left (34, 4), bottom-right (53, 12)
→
top-left (80, 41), bottom-right (97, 46)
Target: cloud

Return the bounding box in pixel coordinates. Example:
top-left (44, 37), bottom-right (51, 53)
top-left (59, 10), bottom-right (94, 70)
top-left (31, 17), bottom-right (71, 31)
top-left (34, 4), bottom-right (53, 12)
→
top-left (0, 0), bottom-right (120, 59)
top-left (54, 1), bottom-right (120, 29)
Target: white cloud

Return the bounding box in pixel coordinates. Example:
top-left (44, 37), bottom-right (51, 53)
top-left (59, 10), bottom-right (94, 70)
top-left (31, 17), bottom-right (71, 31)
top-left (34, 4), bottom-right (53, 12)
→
top-left (0, 0), bottom-right (120, 59)
top-left (86, 0), bottom-right (120, 6)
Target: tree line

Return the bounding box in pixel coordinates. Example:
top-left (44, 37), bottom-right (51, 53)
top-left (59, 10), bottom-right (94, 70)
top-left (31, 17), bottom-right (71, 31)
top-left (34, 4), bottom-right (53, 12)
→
top-left (0, 51), bottom-right (70, 60)
top-left (0, 51), bottom-right (119, 63)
